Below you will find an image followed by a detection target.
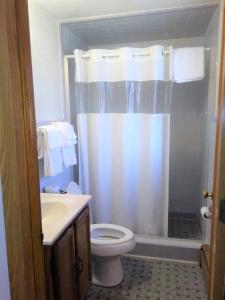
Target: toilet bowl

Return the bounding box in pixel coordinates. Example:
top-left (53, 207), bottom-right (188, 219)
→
top-left (91, 223), bottom-right (136, 287)
top-left (66, 182), bottom-right (136, 287)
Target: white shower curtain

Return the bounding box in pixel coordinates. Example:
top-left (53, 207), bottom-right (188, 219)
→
top-left (74, 46), bottom-right (172, 237)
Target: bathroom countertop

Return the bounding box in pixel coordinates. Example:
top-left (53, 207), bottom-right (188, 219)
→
top-left (40, 193), bottom-right (91, 246)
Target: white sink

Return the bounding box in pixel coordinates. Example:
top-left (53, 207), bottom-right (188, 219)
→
top-left (40, 193), bottom-right (91, 245)
top-left (41, 202), bottom-right (69, 226)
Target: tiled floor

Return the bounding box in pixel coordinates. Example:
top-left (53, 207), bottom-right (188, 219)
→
top-left (168, 213), bottom-right (201, 240)
top-left (87, 256), bottom-right (207, 300)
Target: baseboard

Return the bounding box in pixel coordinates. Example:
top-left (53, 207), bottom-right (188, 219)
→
top-left (124, 253), bottom-right (199, 265)
top-left (129, 242), bottom-right (200, 262)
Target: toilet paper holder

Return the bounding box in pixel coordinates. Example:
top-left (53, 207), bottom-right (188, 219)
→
top-left (201, 206), bottom-right (212, 219)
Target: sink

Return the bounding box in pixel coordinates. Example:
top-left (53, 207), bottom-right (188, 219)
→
top-left (40, 193), bottom-right (91, 245)
top-left (41, 202), bottom-right (69, 226)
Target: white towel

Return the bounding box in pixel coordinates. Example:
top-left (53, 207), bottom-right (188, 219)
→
top-left (37, 129), bottom-right (44, 159)
top-left (52, 122), bottom-right (77, 146)
top-left (173, 47), bottom-right (204, 83)
top-left (37, 125), bottom-right (64, 176)
top-left (62, 145), bottom-right (77, 168)
top-left (51, 122), bottom-right (77, 168)
top-left (44, 147), bottom-right (64, 177)
top-left (38, 125), bottom-right (64, 148)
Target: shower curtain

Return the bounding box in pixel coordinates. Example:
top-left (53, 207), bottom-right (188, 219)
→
top-left (74, 46), bottom-right (172, 237)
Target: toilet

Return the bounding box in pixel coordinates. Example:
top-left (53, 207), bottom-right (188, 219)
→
top-left (66, 182), bottom-right (136, 287)
top-left (91, 223), bottom-right (136, 287)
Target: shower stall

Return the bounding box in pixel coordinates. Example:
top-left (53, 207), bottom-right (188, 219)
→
top-left (75, 46), bottom-right (171, 238)
top-left (61, 2), bottom-right (222, 253)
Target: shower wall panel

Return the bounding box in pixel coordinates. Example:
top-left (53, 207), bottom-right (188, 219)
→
top-left (169, 80), bottom-right (206, 214)
top-left (199, 9), bottom-right (220, 244)
top-left (61, 25), bottom-right (88, 54)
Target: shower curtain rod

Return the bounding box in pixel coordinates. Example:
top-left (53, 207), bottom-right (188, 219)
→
top-left (64, 47), bottom-right (210, 60)
top-left (64, 50), bottom-right (170, 59)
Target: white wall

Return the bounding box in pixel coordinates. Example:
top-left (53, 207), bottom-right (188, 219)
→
top-left (39, 159), bottom-right (74, 192)
top-left (60, 28), bottom-right (88, 183)
top-left (29, 2), bottom-right (75, 191)
top-left (0, 179), bottom-right (11, 300)
top-left (29, 1), bottom-right (64, 123)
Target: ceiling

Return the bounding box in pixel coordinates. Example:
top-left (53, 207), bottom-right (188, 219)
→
top-left (62, 5), bottom-right (217, 46)
top-left (32, 0), bottom-right (219, 21)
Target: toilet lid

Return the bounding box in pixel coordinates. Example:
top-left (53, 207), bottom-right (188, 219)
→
top-left (91, 223), bottom-right (134, 245)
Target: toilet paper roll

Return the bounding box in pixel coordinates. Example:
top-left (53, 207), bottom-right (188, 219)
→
top-left (44, 185), bottom-right (60, 194)
top-left (200, 206), bottom-right (212, 220)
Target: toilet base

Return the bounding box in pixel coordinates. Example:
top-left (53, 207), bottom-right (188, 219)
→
top-left (92, 255), bottom-right (124, 287)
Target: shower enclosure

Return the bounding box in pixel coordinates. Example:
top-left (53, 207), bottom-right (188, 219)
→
top-left (75, 46), bottom-right (171, 237)
top-left (61, 3), bottom-right (221, 246)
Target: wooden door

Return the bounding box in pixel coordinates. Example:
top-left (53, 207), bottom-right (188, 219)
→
top-left (53, 226), bottom-right (78, 300)
top-left (0, 0), bottom-right (46, 299)
top-left (208, 2), bottom-right (225, 299)
top-left (75, 207), bottom-right (92, 300)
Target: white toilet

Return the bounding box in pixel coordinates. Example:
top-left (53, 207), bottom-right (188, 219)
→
top-left (91, 223), bottom-right (136, 287)
top-left (66, 182), bottom-right (136, 287)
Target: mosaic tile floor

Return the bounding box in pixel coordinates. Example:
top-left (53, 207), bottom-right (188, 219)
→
top-left (168, 213), bottom-right (201, 240)
top-left (86, 256), bottom-right (207, 300)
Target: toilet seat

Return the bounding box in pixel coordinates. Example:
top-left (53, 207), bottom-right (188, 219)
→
top-left (91, 223), bottom-right (136, 257)
top-left (91, 224), bottom-right (134, 246)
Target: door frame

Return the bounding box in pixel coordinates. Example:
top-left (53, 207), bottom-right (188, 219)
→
top-left (0, 0), bottom-right (46, 299)
top-left (209, 1), bottom-right (225, 299)
top-left (15, 0), bottom-right (47, 297)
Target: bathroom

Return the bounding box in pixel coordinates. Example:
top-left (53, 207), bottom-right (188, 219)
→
top-left (1, 0), bottom-right (225, 299)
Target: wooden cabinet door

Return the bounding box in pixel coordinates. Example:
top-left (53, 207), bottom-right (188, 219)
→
top-left (75, 207), bottom-right (92, 300)
top-left (53, 226), bottom-right (78, 300)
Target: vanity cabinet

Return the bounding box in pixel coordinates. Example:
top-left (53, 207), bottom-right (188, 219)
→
top-left (44, 206), bottom-right (91, 300)
top-left (53, 226), bottom-right (78, 300)
top-left (75, 208), bottom-right (92, 300)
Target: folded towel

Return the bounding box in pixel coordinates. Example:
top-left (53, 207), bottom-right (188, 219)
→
top-left (51, 122), bottom-right (77, 168)
top-left (62, 145), bottom-right (77, 168)
top-left (38, 125), bottom-right (64, 149)
top-left (44, 147), bottom-right (64, 177)
top-left (37, 125), bottom-right (64, 176)
top-left (173, 47), bottom-right (204, 83)
top-left (37, 123), bottom-right (77, 174)
top-left (37, 129), bottom-right (44, 159)
top-left (52, 122), bottom-right (77, 146)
